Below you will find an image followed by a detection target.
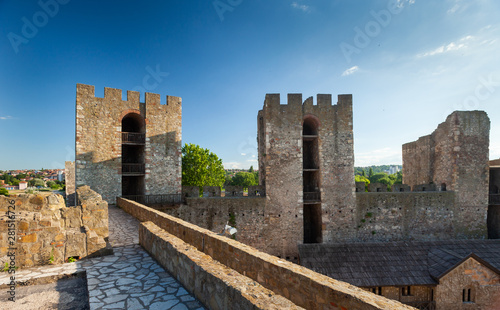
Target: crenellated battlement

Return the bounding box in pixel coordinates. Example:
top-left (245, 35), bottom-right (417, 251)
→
top-left (75, 83), bottom-right (182, 204)
top-left (76, 83), bottom-right (181, 106)
top-left (263, 93), bottom-right (351, 110)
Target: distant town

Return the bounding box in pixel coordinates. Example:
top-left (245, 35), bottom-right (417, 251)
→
top-left (0, 168), bottom-right (65, 194)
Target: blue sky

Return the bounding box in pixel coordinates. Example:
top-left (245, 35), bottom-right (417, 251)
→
top-left (1, 0), bottom-right (499, 170)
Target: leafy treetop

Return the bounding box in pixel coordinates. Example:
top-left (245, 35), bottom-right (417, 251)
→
top-left (182, 143), bottom-right (225, 188)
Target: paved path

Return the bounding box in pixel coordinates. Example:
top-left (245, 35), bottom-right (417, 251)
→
top-left (0, 204), bottom-right (206, 310)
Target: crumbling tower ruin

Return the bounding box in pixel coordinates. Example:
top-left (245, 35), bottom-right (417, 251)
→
top-left (75, 84), bottom-right (182, 203)
top-left (258, 94), bottom-right (356, 257)
top-left (403, 111), bottom-right (490, 238)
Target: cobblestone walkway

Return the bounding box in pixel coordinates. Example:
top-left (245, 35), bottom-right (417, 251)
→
top-left (0, 204), bottom-right (206, 310)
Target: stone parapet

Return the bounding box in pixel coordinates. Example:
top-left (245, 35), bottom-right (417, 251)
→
top-left (202, 186), bottom-right (221, 197)
top-left (119, 198), bottom-right (415, 310)
top-left (139, 221), bottom-right (304, 310)
top-left (182, 186), bottom-right (200, 198)
top-left (224, 186), bottom-right (244, 197)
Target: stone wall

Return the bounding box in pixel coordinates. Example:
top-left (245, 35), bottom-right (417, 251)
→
top-left (166, 197), bottom-right (270, 257)
top-left (65, 161), bottom-right (76, 206)
top-left (354, 192), bottom-right (486, 241)
top-left (118, 198), bottom-right (415, 310)
top-left (0, 186), bottom-right (110, 268)
top-left (257, 94), bottom-right (356, 258)
top-left (403, 111), bottom-right (490, 239)
top-left (167, 191), bottom-right (481, 258)
top-left (75, 84), bottom-right (182, 204)
top-left (435, 257), bottom-right (500, 309)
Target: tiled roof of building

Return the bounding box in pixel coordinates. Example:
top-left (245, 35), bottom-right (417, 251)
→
top-left (299, 240), bottom-right (500, 287)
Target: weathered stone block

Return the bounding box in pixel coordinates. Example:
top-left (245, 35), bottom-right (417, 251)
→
top-left (65, 230), bottom-right (86, 258)
top-left (18, 221), bottom-right (29, 231)
top-left (19, 233), bottom-right (37, 243)
top-left (355, 182), bottom-right (366, 193)
top-left (62, 207), bottom-right (82, 228)
top-left (182, 186), bottom-right (200, 198)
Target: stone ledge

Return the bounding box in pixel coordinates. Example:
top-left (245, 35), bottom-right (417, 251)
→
top-left (140, 221), bottom-right (303, 310)
top-left (119, 198), bottom-right (416, 310)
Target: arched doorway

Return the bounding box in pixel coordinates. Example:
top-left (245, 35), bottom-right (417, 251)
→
top-left (121, 113), bottom-right (145, 196)
top-left (303, 116), bottom-right (322, 243)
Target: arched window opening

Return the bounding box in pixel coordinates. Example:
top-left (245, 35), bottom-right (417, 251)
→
top-left (303, 115), bottom-right (322, 244)
top-left (121, 113), bottom-right (145, 196)
top-left (302, 118), bottom-right (318, 136)
top-left (122, 113), bottom-right (145, 133)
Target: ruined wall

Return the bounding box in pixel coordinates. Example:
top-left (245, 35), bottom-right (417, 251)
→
top-left (65, 160), bottom-right (75, 206)
top-left (355, 192), bottom-right (487, 241)
top-left (403, 111), bottom-right (490, 238)
top-left (0, 186), bottom-right (110, 268)
top-left (119, 198), bottom-right (415, 310)
top-left (435, 257), bottom-right (500, 309)
top-left (257, 93), bottom-right (356, 258)
top-left (75, 84), bottom-right (181, 203)
top-left (402, 135), bottom-right (433, 186)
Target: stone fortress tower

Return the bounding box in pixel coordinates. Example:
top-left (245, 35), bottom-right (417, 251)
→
top-left (403, 111), bottom-right (491, 238)
top-left (74, 84), bottom-right (182, 204)
top-left (257, 93), bottom-right (356, 256)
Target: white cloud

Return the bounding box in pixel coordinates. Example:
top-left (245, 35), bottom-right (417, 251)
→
top-left (447, 4), bottom-right (460, 14)
top-left (355, 147), bottom-right (402, 167)
top-left (395, 0), bottom-right (416, 9)
top-left (241, 153), bottom-right (246, 156)
top-left (417, 35), bottom-right (473, 58)
top-left (0, 116), bottom-right (13, 120)
top-left (291, 2), bottom-right (310, 12)
top-left (342, 66), bottom-right (359, 76)
top-left (491, 143), bottom-right (500, 160)
top-left (224, 162), bottom-right (243, 169)
top-left (447, 0), bottom-right (469, 15)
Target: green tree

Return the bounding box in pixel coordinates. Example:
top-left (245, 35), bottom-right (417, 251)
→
top-left (248, 165), bottom-right (254, 173)
top-left (46, 181), bottom-right (56, 188)
top-left (0, 188), bottom-right (8, 196)
top-left (369, 173), bottom-right (388, 184)
top-left (368, 167), bottom-right (374, 178)
top-left (182, 144), bottom-right (225, 188)
top-left (224, 175), bottom-right (233, 187)
top-left (394, 171), bottom-right (403, 184)
top-left (230, 172), bottom-right (257, 188)
top-left (29, 178), bottom-right (45, 188)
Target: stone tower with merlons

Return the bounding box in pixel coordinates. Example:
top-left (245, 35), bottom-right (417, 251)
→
top-left (75, 84), bottom-right (182, 204)
top-left (257, 93), bottom-right (356, 259)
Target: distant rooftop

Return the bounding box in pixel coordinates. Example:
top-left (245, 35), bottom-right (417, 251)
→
top-left (299, 240), bottom-right (500, 287)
